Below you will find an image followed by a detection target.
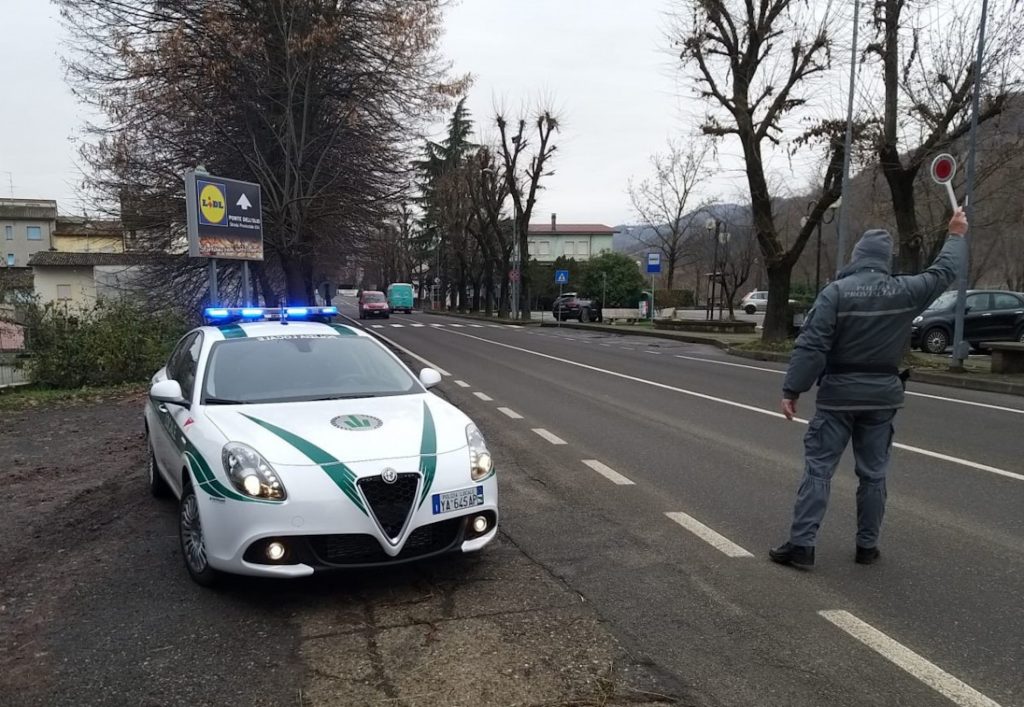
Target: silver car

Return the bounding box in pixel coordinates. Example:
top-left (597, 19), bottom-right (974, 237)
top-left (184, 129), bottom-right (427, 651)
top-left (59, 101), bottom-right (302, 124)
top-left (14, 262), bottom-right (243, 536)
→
top-left (740, 290), bottom-right (769, 314)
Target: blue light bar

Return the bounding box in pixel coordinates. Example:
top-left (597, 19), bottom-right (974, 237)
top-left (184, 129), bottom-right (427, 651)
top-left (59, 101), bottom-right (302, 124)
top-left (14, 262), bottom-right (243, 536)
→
top-left (320, 306), bottom-right (338, 315)
top-left (205, 308), bottom-right (230, 318)
top-left (202, 306), bottom-right (338, 322)
top-left (286, 307), bottom-right (309, 316)
top-left (241, 308), bottom-right (264, 317)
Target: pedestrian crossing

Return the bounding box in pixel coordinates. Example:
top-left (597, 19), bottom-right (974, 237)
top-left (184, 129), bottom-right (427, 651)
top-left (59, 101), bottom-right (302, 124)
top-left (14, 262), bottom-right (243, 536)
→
top-left (364, 321), bottom-right (526, 330)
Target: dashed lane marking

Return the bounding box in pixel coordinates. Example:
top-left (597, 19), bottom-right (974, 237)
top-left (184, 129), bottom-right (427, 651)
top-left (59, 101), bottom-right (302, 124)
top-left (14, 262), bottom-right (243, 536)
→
top-left (664, 512), bottom-right (753, 558)
top-left (340, 315), bottom-right (451, 376)
top-left (454, 380), bottom-right (471, 388)
top-left (532, 428), bottom-right (567, 445)
top-left (582, 459), bottom-right (634, 485)
top-left (819, 610), bottom-right (1002, 707)
top-left (497, 407), bottom-right (523, 419)
top-left (473, 392), bottom-right (493, 401)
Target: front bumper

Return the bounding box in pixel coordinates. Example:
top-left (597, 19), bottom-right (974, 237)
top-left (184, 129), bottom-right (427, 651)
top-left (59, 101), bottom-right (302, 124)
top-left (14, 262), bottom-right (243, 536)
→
top-left (195, 458), bottom-right (498, 578)
top-left (361, 308), bottom-right (390, 318)
top-left (910, 326), bottom-right (921, 347)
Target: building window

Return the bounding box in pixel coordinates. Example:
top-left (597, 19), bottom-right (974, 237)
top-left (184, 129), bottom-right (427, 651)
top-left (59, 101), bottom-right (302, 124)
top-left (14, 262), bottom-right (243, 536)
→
top-left (539, 241), bottom-right (550, 256)
top-left (528, 241), bottom-right (537, 256)
top-left (578, 240), bottom-right (590, 256)
top-left (57, 284), bottom-right (72, 300)
top-left (26, 226), bottom-right (42, 241)
top-left (4, 226), bottom-right (11, 240)
top-left (5, 254), bottom-right (13, 266)
top-left (563, 241), bottom-right (575, 256)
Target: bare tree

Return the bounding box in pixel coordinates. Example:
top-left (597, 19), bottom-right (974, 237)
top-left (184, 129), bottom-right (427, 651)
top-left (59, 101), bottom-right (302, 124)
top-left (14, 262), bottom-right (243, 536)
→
top-left (496, 109), bottom-right (560, 320)
top-left (716, 222), bottom-right (759, 320)
top-left (628, 138), bottom-right (712, 290)
top-left (864, 0), bottom-right (1024, 273)
top-left (676, 0), bottom-right (845, 340)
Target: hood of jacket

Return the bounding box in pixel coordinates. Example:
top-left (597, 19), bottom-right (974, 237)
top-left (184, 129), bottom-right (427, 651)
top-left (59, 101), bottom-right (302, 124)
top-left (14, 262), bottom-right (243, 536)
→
top-left (838, 229), bottom-right (893, 279)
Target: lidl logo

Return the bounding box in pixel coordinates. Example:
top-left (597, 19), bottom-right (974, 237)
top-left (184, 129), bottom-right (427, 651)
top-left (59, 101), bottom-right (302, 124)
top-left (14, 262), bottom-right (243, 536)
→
top-left (198, 181), bottom-right (227, 226)
top-left (331, 414), bottom-right (383, 431)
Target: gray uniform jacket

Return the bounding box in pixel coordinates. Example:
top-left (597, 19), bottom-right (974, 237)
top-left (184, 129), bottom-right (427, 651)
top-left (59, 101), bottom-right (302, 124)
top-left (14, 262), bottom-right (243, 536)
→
top-left (782, 229), bottom-right (965, 411)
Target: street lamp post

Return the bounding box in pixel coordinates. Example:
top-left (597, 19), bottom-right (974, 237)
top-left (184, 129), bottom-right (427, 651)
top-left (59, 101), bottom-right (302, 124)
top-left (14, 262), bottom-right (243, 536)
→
top-left (802, 197), bottom-right (840, 295)
top-left (717, 229), bottom-right (731, 320)
top-left (705, 218), bottom-right (721, 320)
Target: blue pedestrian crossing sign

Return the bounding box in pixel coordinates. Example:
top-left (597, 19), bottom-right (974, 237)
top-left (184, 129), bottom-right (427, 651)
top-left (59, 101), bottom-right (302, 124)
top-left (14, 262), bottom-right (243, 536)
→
top-left (646, 253), bottom-right (662, 274)
top-left (555, 269), bottom-right (569, 285)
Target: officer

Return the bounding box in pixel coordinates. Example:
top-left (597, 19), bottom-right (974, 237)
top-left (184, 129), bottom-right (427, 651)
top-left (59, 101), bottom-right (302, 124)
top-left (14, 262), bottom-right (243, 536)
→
top-left (769, 207), bottom-right (968, 568)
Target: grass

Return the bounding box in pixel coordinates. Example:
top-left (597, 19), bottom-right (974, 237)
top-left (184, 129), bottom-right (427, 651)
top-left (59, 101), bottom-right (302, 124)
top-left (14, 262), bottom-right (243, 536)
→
top-left (733, 338), bottom-right (795, 353)
top-left (0, 382), bottom-right (146, 411)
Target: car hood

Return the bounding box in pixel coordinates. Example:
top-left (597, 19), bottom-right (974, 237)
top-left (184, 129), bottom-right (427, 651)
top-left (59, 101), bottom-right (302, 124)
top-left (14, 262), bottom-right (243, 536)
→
top-left (202, 394), bottom-right (470, 466)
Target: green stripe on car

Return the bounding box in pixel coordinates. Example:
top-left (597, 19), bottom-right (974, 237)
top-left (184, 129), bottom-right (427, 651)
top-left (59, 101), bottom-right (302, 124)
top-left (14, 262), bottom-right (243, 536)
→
top-left (329, 324), bottom-right (357, 336)
top-left (418, 402), bottom-right (437, 507)
top-left (242, 414), bottom-right (367, 514)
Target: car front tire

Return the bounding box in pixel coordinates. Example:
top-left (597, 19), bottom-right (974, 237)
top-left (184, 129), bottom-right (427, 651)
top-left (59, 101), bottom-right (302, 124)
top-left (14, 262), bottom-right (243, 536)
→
top-left (922, 327), bottom-right (950, 354)
top-left (147, 441), bottom-right (171, 498)
top-left (179, 484), bottom-right (220, 587)
top-left (1016, 326), bottom-right (1024, 344)
top-left (744, 304), bottom-right (757, 315)
top-left (580, 308), bottom-right (591, 323)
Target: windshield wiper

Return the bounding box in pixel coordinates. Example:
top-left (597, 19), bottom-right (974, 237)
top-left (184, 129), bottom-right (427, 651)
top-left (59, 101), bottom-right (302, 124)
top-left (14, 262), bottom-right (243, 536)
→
top-left (311, 393), bottom-right (378, 401)
top-left (204, 397), bottom-right (249, 405)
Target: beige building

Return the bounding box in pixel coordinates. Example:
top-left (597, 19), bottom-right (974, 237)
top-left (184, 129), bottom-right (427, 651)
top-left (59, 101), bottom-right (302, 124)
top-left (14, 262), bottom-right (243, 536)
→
top-left (527, 214), bottom-right (615, 263)
top-left (0, 199), bottom-right (57, 268)
top-left (28, 251), bottom-right (166, 309)
top-left (52, 217), bottom-right (126, 253)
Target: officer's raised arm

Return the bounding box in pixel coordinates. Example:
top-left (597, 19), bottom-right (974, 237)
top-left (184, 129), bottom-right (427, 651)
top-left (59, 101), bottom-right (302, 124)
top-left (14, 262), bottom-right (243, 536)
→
top-left (901, 207), bottom-right (968, 309)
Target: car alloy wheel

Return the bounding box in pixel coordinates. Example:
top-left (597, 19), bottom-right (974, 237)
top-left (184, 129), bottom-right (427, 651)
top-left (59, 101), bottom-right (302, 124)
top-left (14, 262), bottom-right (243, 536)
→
top-left (924, 327), bottom-right (949, 354)
top-left (745, 305), bottom-right (756, 315)
top-left (180, 490), bottom-right (208, 575)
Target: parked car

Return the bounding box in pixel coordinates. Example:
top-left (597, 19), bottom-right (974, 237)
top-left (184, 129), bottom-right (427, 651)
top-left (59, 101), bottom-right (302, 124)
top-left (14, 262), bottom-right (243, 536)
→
top-left (387, 283), bottom-right (415, 313)
top-left (552, 293), bottom-right (602, 323)
top-left (911, 290), bottom-right (1024, 354)
top-left (739, 290), bottom-right (798, 315)
top-left (358, 290), bottom-right (390, 319)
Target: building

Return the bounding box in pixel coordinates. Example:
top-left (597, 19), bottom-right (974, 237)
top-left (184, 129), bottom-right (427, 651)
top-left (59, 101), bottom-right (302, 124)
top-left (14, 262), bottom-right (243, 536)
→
top-left (52, 217), bottom-right (127, 253)
top-left (527, 214), bottom-right (615, 263)
top-left (27, 251), bottom-right (171, 310)
top-left (0, 199), bottom-right (57, 268)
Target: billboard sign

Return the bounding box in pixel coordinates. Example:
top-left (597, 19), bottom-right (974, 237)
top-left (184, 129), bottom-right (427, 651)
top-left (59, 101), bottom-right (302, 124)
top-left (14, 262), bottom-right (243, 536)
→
top-left (185, 170), bottom-right (264, 260)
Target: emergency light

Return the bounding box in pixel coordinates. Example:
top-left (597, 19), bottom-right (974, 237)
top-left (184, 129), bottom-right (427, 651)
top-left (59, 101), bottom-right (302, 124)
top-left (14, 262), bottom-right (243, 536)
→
top-left (203, 306), bottom-right (338, 322)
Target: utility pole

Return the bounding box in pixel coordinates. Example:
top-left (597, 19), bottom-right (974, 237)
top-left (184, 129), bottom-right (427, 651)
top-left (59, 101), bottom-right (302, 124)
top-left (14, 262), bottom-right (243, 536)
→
top-left (835, 0), bottom-right (862, 274)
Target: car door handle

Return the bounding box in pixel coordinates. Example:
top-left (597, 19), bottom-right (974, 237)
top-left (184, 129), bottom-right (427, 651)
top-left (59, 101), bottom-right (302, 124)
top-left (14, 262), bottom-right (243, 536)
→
top-left (158, 404), bottom-right (169, 413)
top-left (981, 313), bottom-right (992, 317)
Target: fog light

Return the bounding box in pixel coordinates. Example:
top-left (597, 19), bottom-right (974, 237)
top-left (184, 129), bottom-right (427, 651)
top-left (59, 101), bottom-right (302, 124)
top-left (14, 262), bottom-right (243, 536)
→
top-left (266, 541), bottom-right (286, 561)
top-left (472, 515), bottom-right (488, 534)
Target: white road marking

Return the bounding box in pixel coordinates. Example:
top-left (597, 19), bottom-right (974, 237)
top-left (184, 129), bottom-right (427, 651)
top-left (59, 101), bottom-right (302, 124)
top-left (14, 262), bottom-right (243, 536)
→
top-left (371, 325), bottom-right (383, 329)
top-left (582, 459), bottom-right (634, 485)
top-left (430, 323), bottom-right (445, 327)
top-left (340, 316), bottom-right (451, 376)
top-left (454, 380), bottom-right (471, 388)
top-left (489, 325), bottom-right (503, 329)
top-left (497, 407), bottom-right (523, 419)
top-left (434, 328), bottom-right (1021, 482)
top-left (469, 324), bottom-right (485, 328)
top-left (532, 428), bottom-right (567, 445)
top-left (674, 354), bottom-right (1024, 415)
top-left (819, 610), bottom-right (1002, 707)
top-left (664, 512), bottom-right (753, 558)
top-left (646, 351), bottom-right (662, 355)
top-left (390, 324), bottom-right (405, 328)
top-left (449, 323), bottom-right (465, 328)
top-left (411, 323), bottom-right (425, 328)
top-left (473, 392), bottom-right (494, 401)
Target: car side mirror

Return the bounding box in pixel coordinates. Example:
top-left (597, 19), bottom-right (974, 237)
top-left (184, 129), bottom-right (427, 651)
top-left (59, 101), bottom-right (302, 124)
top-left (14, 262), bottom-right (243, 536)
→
top-left (150, 379), bottom-right (189, 407)
top-left (964, 306), bottom-right (972, 314)
top-left (419, 368), bottom-right (442, 390)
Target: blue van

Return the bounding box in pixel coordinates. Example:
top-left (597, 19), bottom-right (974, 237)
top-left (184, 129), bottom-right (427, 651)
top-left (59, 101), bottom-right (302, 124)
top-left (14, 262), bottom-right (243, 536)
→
top-left (386, 283), bottom-right (415, 313)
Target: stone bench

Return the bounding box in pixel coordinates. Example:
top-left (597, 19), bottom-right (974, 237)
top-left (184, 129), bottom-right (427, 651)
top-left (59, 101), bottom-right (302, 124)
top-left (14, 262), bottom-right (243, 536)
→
top-left (984, 342), bottom-right (1024, 374)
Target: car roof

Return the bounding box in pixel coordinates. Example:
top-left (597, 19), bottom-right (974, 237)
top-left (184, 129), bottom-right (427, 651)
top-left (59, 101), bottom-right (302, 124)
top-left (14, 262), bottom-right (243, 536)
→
top-left (203, 320), bottom-right (367, 341)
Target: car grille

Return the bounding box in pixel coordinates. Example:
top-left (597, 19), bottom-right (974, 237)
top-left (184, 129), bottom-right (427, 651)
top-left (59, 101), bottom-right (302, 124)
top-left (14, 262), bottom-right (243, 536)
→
top-left (358, 473), bottom-right (419, 540)
top-left (307, 518), bottom-right (464, 566)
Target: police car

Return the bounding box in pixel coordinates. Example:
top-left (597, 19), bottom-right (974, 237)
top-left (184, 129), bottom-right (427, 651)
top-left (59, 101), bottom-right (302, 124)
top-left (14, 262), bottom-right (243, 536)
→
top-left (144, 307), bottom-right (498, 586)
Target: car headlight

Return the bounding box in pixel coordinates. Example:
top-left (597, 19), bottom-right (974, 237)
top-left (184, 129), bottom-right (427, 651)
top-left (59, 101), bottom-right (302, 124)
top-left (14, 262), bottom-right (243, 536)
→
top-left (466, 424), bottom-right (493, 481)
top-left (912, 316), bottom-right (923, 325)
top-left (222, 442), bottom-right (286, 500)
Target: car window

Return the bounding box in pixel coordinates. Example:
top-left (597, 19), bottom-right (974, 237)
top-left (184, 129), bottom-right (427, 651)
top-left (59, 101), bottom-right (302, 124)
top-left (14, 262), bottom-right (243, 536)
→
top-left (166, 332), bottom-right (197, 383)
top-left (966, 293), bottom-right (991, 312)
top-left (203, 335), bottom-right (421, 404)
top-left (362, 293), bottom-right (385, 303)
top-left (926, 291), bottom-right (957, 311)
top-left (171, 333), bottom-right (203, 400)
top-left (992, 293), bottom-right (1023, 310)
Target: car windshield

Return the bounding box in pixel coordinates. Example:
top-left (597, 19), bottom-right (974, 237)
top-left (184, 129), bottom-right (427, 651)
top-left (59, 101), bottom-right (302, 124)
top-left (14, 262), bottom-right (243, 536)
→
top-left (926, 292), bottom-right (958, 311)
top-left (202, 335), bottom-right (420, 404)
top-left (363, 293), bottom-right (385, 303)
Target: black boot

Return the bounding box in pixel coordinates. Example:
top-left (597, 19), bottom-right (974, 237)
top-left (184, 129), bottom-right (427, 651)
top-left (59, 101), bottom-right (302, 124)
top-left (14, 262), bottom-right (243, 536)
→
top-left (855, 546), bottom-right (880, 565)
top-left (769, 542), bottom-right (815, 568)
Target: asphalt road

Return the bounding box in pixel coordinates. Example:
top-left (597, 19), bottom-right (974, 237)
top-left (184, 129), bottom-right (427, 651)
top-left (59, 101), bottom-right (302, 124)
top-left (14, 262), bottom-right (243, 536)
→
top-left (342, 302), bottom-right (1024, 707)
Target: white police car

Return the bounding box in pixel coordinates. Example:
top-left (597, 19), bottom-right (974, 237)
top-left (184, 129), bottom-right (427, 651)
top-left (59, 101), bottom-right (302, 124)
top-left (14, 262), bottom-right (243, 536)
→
top-left (144, 307), bottom-right (498, 586)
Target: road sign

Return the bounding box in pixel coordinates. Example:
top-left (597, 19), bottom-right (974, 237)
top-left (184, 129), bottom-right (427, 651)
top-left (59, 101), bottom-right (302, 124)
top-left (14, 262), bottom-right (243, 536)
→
top-left (555, 269), bottom-right (569, 285)
top-left (646, 253), bottom-right (662, 274)
top-left (318, 281), bottom-right (338, 303)
top-left (510, 269), bottom-right (520, 283)
top-left (930, 154), bottom-right (959, 210)
top-left (185, 170), bottom-right (264, 260)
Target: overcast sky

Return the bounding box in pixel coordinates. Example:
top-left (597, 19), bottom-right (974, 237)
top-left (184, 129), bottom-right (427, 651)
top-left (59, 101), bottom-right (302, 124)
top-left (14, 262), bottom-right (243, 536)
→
top-left (0, 0), bottom-right (823, 226)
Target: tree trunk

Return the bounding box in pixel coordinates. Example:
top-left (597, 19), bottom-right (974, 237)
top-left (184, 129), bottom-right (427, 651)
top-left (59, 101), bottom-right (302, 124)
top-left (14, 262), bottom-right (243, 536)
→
top-left (763, 265), bottom-right (793, 341)
top-left (483, 260), bottom-right (495, 317)
top-left (518, 231), bottom-right (530, 320)
top-left (281, 256), bottom-right (307, 305)
top-left (882, 164), bottom-right (922, 273)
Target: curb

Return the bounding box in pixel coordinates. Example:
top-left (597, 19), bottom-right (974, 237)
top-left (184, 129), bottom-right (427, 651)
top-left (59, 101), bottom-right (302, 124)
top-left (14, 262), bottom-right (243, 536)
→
top-left (539, 321), bottom-right (733, 350)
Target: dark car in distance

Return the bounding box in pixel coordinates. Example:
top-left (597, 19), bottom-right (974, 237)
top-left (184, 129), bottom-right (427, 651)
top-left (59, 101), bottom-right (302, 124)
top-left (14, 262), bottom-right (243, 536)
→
top-left (911, 290), bottom-right (1024, 354)
top-left (552, 293), bottom-right (603, 323)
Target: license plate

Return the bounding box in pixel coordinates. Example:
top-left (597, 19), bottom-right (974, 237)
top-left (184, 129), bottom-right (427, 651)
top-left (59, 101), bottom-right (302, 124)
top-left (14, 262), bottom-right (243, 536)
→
top-left (431, 486), bottom-right (484, 515)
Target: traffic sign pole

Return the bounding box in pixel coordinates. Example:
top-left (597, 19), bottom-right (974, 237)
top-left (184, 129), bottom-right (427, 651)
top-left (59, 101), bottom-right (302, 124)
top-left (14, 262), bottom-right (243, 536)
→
top-left (242, 261), bottom-right (251, 306)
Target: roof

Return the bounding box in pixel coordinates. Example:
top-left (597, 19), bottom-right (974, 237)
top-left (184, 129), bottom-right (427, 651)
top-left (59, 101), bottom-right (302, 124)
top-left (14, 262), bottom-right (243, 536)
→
top-left (0, 199), bottom-right (58, 221)
top-left (0, 267), bottom-right (33, 290)
top-left (27, 251), bottom-right (174, 267)
top-left (54, 217), bottom-right (123, 238)
top-left (528, 223), bottom-right (616, 235)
